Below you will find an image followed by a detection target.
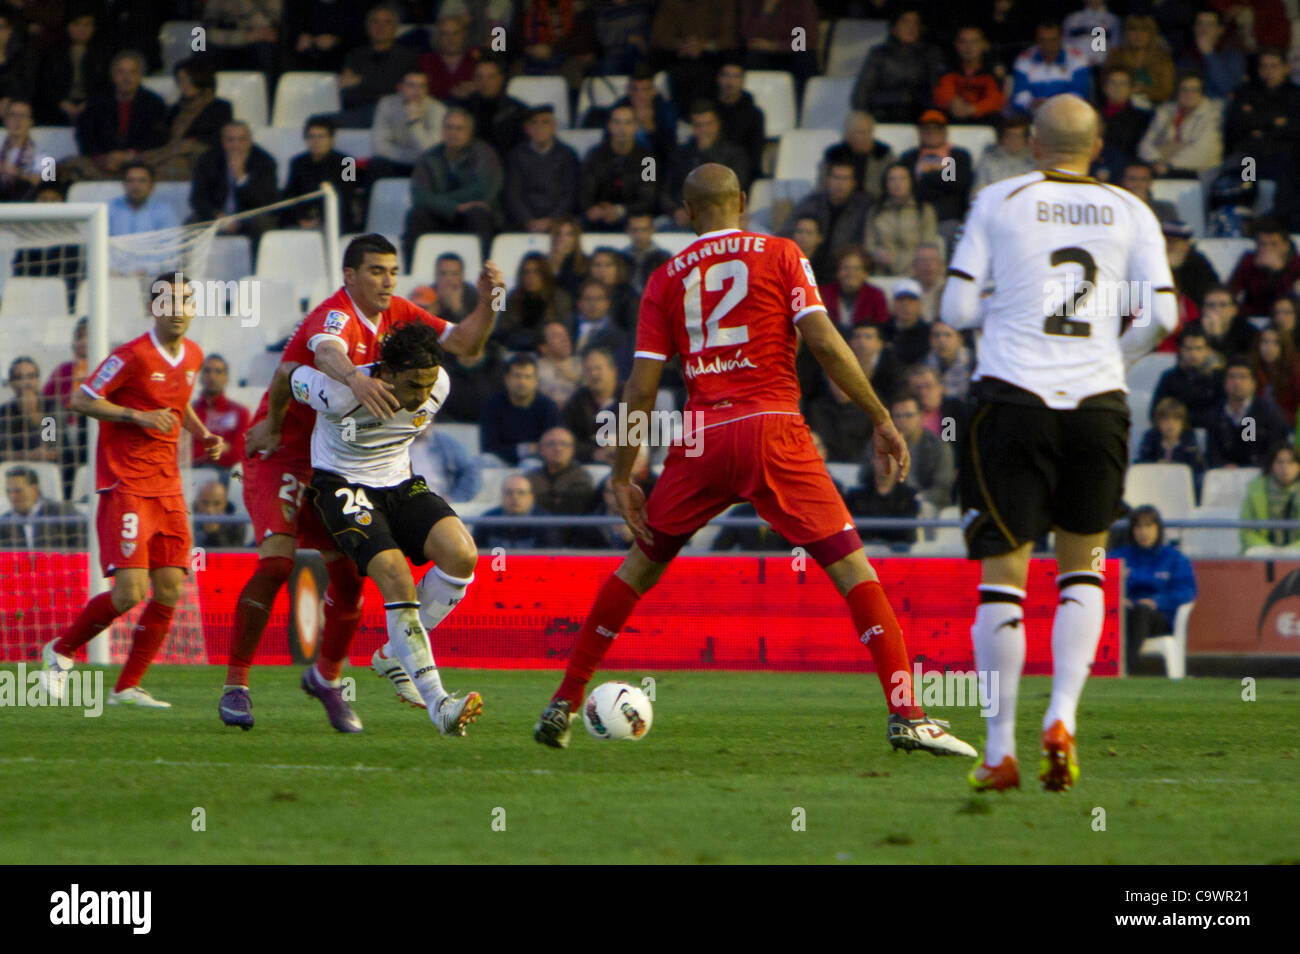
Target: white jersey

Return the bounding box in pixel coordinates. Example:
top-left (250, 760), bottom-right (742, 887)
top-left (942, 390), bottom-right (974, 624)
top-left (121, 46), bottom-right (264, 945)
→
top-left (290, 364), bottom-right (450, 487)
top-left (945, 168), bottom-right (1176, 409)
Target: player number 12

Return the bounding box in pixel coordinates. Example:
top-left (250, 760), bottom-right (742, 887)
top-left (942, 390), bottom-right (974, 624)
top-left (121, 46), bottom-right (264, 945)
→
top-left (683, 260), bottom-right (750, 353)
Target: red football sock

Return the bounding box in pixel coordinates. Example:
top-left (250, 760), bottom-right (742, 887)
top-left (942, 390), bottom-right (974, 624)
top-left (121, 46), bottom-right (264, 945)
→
top-left (55, 591), bottom-right (123, 657)
top-left (555, 574), bottom-right (642, 708)
top-left (316, 558), bottom-right (364, 682)
top-left (225, 556), bottom-right (294, 686)
top-left (115, 600), bottom-right (175, 692)
top-left (846, 580), bottom-right (923, 718)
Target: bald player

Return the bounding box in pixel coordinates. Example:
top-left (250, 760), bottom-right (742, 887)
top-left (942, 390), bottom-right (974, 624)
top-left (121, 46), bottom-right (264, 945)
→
top-left (534, 163), bottom-right (977, 757)
top-left (941, 94), bottom-right (1178, 792)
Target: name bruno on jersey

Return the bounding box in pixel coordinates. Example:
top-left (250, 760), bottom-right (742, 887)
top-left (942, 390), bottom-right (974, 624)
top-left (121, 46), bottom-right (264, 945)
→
top-left (1033, 200), bottom-right (1116, 226)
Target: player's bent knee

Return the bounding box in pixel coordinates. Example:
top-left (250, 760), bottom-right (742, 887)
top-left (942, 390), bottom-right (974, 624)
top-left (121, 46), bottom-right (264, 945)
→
top-left (364, 549), bottom-right (415, 602)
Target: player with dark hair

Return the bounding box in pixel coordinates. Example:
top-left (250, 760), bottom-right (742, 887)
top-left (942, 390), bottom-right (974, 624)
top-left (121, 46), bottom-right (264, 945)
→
top-left (225, 234), bottom-right (503, 732)
top-left (263, 320), bottom-right (481, 734)
top-left (41, 273), bottom-right (229, 706)
top-left (533, 164), bottom-right (976, 757)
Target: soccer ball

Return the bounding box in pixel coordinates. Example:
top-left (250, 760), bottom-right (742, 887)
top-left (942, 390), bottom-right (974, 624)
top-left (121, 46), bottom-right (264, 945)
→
top-left (583, 682), bottom-right (653, 741)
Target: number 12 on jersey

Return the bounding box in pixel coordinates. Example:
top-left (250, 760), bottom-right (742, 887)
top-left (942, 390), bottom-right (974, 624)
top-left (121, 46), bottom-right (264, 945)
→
top-left (683, 260), bottom-right (750, 353)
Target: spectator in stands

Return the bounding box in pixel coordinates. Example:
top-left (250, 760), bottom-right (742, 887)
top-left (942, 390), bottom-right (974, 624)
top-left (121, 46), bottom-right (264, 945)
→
top-left (43, 318), bottom-right (88, 474)
top-left (622, 212), bottom-right (670, 294)
top-left (420, 14), bottom-right (479, 103)
top-left (650, 0), bottom-right (738, 114)
top-left (1137, 396), bottom-right (1206, 495)
top-left (369, 70), bottom-right (445, 179)
top-left (474, 474), bottom-right (559, 550)
top-left (0, 11), bottom-right (34, 108)
top-left (587, 473), bottom-right (644, 550)
top-left (739, 0), bottom-right (819, 93)
top-left (670, 101), bottom-right (751, 217)
top-left (907, 363), bottom-right (967, 440)
top-left (549, 216), bottom-right (590, 298)
top-left (405, 108), bottom-right (502, 262)
top-left (1240, 442), bottom-right (1300, 550)
top-left (67, 50), bottom-right (167, 181)
top-left (1251, 326), bottom-right (1300, 427)
top-left (864, 162), bottom-right (940, 277)
top-left (283, 0), bottom-right (364, 73)
top-left (934, 24), bottom-right (1006, 122)
top-left (1119, 160), bottom-right (1179, 224)
top-left (826, 112), bottom-right (896, 205)
top-left (519, 0), bottom-right (595, 85)
top-left (911, 242), bottom-right (947, 322)
top-left (884, 281), bottom-right (931, 366)
top-left (440, 342), bottom-right (506, 425)
top-left (137, 57), bottom-right (233, 183)
top-left (898, 110), bottom-right (973, 240)
top-left (588, 248), bottom-right (638, 333)
top-left (203, 0), bottom-right (281, 79)
top-left (107, 164), bottom-right (181, 259)
top-left (1223, 49), bottom-right (1300, 178)
top-left (822, 246), bottom-right (888, 331)
top-left (1063, 0), bottom-right (1121, 67)
top-left (1207, 357), bottom-right (1288, 468)
top-left (190, 120), bottom-right (279, 243)
top-left (1165, 219), bottom-right (1219, 316)
top-left (0, 357), bottom-right (58, 463)
top-left (846, 451), bottom-right (918, 549)
top-left (612, 67), bottom-right (679, 166)
top-left (924, 320), bottom-right (973, 400)
top-left (571, 280), bottom-right (633, 379)
top-left (1272, 294), bottom-right (1300, 351)
top-left (33, 8), bottom-right (110, 126)
top-left (848, 323), bottom-right (902, 406)
top-left (503, 105), bottom-right (579, 233)
top-left (527, 426), bottom-right (596, 529)
top-left (1228, 220), bottom-right (1300, 318)
top-left (456, 57), bottom-right (528, 160)
top-left (1094, 67), bottom-right (1153, 182)
top-left (863, 394), bottom-right (954, 509)
top-left (784, 157), bottom-right (870, 272)
top-left (713, 60), bottom-right (765, 184)
top-left (790, 215), bottom-right (831, 285)
top-left (337, 5), bottom-right (419, 128)
top-left (564, 346), bottom-right (621, 464)
top-left (1198, 286), bottom-right (1257, 361)
top-left (1152, 327), bottom-right (1224, 429)
top-left (282, 116), bottom-right (359, 231)
top-left (0, 465), bottom-right (84, 549)
top-left (803, 373), bottom-right (874, 463)
top-left (496, 253), bottom-right (573, 352)
top-left (1213, 0), bottom-right (1290, 56)
top-left (0, 99), bottom-right (42, 201)
top-left (536, 318), bottom-right (582, 407)
top-left (409, 428), bottom-right (482, 503)
top-left (1113, 505), bottom-right (1197, 672)
top-left (972, 113), bottom-right (1035, 195)
top-left (852, 9), bottom-right (945, 124)
top-left (409, 252), bottom-right (479, 323)
top-left (191, 355), bottom-right (249, 472)
top-left (193, 479), bottom-right (245, 549)
top-left (1104, 15), bottom-right (1176, 108)
top-left (1178, 8), bottom-right (1246, 102)
top-left (1011, 19), bottom-right (1091, 113)
top-left (480, 354), bottom-right (562, 466)
top-left (1137, 72), bottom-right (1223, 176)
top-left (579, 105), bottom-right (657, 232)
top-left (591, 0), bottom-right (654, 76)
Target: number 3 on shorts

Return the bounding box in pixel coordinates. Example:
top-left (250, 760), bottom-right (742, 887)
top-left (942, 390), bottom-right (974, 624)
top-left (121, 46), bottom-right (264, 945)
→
top-left (121, 512), bottom-right (138, 539)
top-left (335, 486), bottom-right (373, 515)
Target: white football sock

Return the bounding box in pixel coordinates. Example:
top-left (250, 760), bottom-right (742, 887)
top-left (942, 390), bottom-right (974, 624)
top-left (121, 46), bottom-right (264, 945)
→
top-left (1044, 573), bottom-right (1105, 736)
top-left (384, 601), bottom-right (446, 708)
top-left (971, 585), bottom-right (1026, 765)
top-left (418, 566), bottom-right (474, 632)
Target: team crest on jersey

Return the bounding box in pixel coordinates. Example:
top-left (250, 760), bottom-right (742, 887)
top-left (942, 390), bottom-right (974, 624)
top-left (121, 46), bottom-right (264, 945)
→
top-left (90, 355), bottom-right (124, 390)
top-left (185, 370), bottom-right (195, 384)
top-left (355, 510), bottom-right (372, 526)
top-left (291, 375), bottom-right (310, 404)
top-left (411, 409), bottom-right (430, 428)
top-left (121, 541), bottom-right (136, 558)
top-left (800, 257), bottom-right (818, 285)
top-left (323, 310), bottom-right (349, 334)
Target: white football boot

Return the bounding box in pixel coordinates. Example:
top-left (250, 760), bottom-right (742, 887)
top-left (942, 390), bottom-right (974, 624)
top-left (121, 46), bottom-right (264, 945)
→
top-left (108, 686), bottom-right (172, 708)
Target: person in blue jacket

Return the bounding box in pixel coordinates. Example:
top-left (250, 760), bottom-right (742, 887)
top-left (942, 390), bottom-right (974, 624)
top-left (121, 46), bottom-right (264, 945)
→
top-left (1113, 505), bottom-right (1197, 673)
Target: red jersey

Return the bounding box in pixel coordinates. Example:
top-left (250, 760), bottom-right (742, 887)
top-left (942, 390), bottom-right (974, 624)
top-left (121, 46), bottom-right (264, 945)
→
top-left (249, 288), bottom-right (451, 467)
top-left (82, 329), bottom-right (204, 496)
top-left (636, 229), bottom-right (824, 427)
top-left (192, 392), bottom-right (251, 467)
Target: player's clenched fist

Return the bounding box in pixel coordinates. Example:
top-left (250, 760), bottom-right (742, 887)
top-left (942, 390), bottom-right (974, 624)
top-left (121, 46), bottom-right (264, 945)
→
top-left (477, 261), bottom-right (505, 301)
top-left (199, 432), bottom-right (229, 461)
top-left (134, 408), bottom-right (178, 433)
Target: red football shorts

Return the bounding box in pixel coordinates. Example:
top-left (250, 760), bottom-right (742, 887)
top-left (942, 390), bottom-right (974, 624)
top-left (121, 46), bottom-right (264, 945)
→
top-left (96, 491), bottom-right (192, 576)
top-left (641, 412), bottom-right (859, 563)
top-left (241, 455), bottom-right (335, 551)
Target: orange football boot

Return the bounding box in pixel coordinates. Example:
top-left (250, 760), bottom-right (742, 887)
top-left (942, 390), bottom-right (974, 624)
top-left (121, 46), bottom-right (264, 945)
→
top-left (1039, 720), bottom-right (1080, 792)
top-left (968, 755), bottom-right (1020, 792)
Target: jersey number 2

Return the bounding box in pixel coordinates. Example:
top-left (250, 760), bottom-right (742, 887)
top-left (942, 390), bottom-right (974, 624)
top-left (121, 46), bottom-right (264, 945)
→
top-left (1043, 246), bottom-right (1096, 338)
top-left (683, 261), bottom-right (750, 353)
top-left (335, 487), bottom-right (373, 515)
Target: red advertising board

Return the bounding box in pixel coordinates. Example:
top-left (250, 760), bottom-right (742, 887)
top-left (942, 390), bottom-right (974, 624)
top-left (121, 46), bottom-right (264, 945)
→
top-left (1187, 559), bottom-right (1300, 655)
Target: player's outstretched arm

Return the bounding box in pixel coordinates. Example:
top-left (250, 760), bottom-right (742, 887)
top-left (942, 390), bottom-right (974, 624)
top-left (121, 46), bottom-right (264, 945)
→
top-left (440, 261), bottom-right (506, 358)
top-left (69, 389), bottom-right (175, 433)
top-left (799, 310), bottom-right (911, 479)
top-left (610, 356), bottom-right (665, 545)
top-left (182, 403), bottom-right (229, 461)
top-left (314, 338), bottom-right (398, 419)
top-left (245, 361), bottom-right (301, 457)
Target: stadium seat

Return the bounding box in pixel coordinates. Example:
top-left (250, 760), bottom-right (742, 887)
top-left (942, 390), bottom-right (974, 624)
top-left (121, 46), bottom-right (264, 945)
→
top-left (438, 422), bottom-right (480, 458)
top-left (1139, 600), bottom-right (1193, 678)
top-left (1126, 387), bottom-right (1154, 458)
top-left (74, 277), bottom-right (148, 321)
top-left (746, 178), bottom-right (774, 233)
top-left (489, 232), bottom-right (552, 288)
top-left (226, 385), bottom-right (265, 413)
top-left (744, 71), bottom-right (798, 138)
top-left (152, 181), bottom-right (192, 224)
top-left (1196, 237), bottom-right (1252, 284)
top-left (256, 230), bottom-right (328, 306)
top-left (1128, 352), bottom-right (1176, 395)
top-left (873, 123), bottom-right (919, 156)
top-left (71, 464), bottom-right (92, 504)
top-left (31, 126), bottom-right (77, 162)
top-left (506, 76), bottom-right (570, 129)
top-left (461, 466), bottom-right (511, 518)
top-left (655, 233), bottom-right (697, 256)
top-left (217, 72), bottom-right (270, 127)
top-left (867, 275), bottom-right (904, 299)
top-left (206, 236), bottom-right (253, 286)
top-left (774, 129), bottom-right (840, 181)
top-left (582, 463), bottom-right (612, 487)
top-left (142, 74), bottom-right (180, 105)
top-left (252, 125), bottom-right (304, 190)
top-left (908, 505), bottom-right (964, 555)
top-left (411, 234), bottom-right (482, 281)
top-left (366, 177), bottom-right (411, 236)
top-left (826, 462), bottom-right (859, 489)
top-left (826, 19), bottom-right (889, 77)
top-left (946, 125), bottom-right (996, 160)
top-left (159, 21), bottom-right (201, 72)
top-left (1124, 463), bottom-right (1196, 533)
top-left (576, 75), bottom-right (628, 119)
top-left (1201, 466), bottom-right (1260, 509)
top-left (241, 349), bottom-right (279, 389)
top-left (556, 127), bottom-right (602, 158)
top-left (799, 76), bottom-right (855, 130)
top-left (334, 128), bottom-right (372, 160)
top-left (1151, 179), bottom-right (1206, 237)
top-left (67, 181), bottom-right (124, 206)
top-left (272, 72), bottom-right (341, 129)
top-left (1, 277), bottom-right (68, 318)
top-left (1180, 506), bottom-right (1241, 557)
top-left (244, 276), bottom-right (301, 346)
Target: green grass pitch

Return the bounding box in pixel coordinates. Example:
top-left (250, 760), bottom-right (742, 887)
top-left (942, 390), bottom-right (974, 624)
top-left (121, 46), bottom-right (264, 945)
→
top-left (1, 666), bottom-right (1297, 864)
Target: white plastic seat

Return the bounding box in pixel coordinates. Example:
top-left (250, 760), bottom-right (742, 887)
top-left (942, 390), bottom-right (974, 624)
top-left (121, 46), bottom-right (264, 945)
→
top-left (366, 177), bottom-right (412, 236)
top-left (255, 230), bottom-right (328, 307)
top-left (438, 422), bottom-right (480, 458)
top-left (826, 462), bottom-right (859, 489)
top-left (250, 125), bottom-right (303, 190)
top-left (576, 75), bottom-right (628, 120)
top-left (872, 123), bottom-right (919, 157)
top-left (1127, 387), bottom-right (1154, 458)
top-left (1124, 463), bottom-right (1196, 536)
top-left (655, 233), bottom-right (697, 256)
top-left (1139, 600), bottom-right (1194, 678)
top-left (826, 19), bottom-right (889, 77)
top-left (142, 74), bottom-right (180, 106)
top-left (68, 181), bottom-right (125, 206)
top-left (774, 128), bottom-right (841, 181)
top-left (582, 463), bottom-right (612, 487)
top-left (31, 126), bottom-right (77, 162)
top-left (555, 127), bottom-right (602, 158)
top-left (272, 73), bottom-right (341, 129)
top-left (489, 232), bottom-right (552, 288)
top-left (1, 277), bottom-right (68, 318)
top-left (152, 181), bottom-right (192, 225)
top-left (74, 277), bottom-right (148, 321)
top-left (159, 21), bottom-right (201, 72)
top-left (217, 71), bottom-right (269, 127)
top-left (1201, 466), bottom-right (1260, 509)
top-left (1152, 178), bottom-right (1206, 237)
top-left (206, 236), bottom-right (253, 285)
top-left (1195, 237), bottom-right (1252, 284)
top-left (946, 125), bottom-right (996, 160)
top-left (1128, 352), bottom-right (1176, 396)
top-left (800, 76), bottom-right (855, 130)
top-left (71, 464), bottom-right (92, 503)
top-left (1180, 506), bottom-right (1241, 557)
top-left (410, 234), bottom-right (482, 282)
top-left (506, 76), bottom-right (570, 129)
top-left (744, 71), bottom-right (797, 138)
top-left (334, 129), bottom-right (372, 160)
